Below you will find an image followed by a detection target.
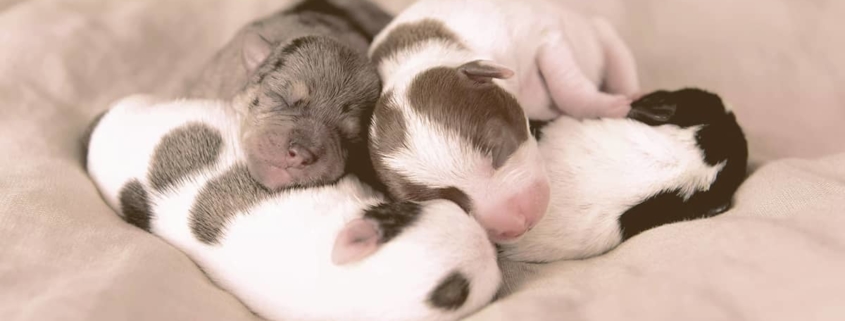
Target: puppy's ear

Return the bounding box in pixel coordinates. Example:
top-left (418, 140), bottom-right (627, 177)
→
top-left (242, 31), bottom-right (272, 74)
top-left (331, 218), bottom-right (382, 265)
top-left (458, 60), bottom-right (514, 83)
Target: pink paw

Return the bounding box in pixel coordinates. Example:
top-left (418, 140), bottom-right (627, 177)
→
top-left (602, 95), bottom-right (632, 118)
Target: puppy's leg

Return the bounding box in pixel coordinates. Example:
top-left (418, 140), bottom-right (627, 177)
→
top-left (592, 18), bottom-right (640, 96)
top-left (537, 33), bottom-right (631, 119)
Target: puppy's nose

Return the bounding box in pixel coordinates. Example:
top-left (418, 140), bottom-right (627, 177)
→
top-left (286, 144), bottom-right (316, 167)
top-left (476, 179), bottom-right (551, 244)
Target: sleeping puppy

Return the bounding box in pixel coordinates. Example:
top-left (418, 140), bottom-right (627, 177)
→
top-left (369, 0), bottom-right (640, 121)
top-left (182, 0), bottom-right (393, 190)
top-left (366, 0), bottom-right (638, 243)
top-left (85, 96), bottom-right (501, 321)
top-left (499, 88), bottom-right (749, 263)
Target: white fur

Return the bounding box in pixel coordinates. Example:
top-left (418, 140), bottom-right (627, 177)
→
top-left (87, 97), bottom-right (501, 321)
top-left (499, 116), bottom-right (725, 262)
top-left (371, 0), bottom-right (639, 121)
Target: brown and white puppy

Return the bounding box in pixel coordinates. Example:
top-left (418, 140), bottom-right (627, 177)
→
top-left (366, 0), bottom-right (639, 243)
top-left (182, 0), bottom-right (392, 190)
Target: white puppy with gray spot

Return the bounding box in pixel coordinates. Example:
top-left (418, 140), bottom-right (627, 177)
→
top-left (85, 96), bottom-right (501, 321)
top-left (500, 88), bottom-right (749, 262)
top-left (366, 0), bottom-right (640, 244)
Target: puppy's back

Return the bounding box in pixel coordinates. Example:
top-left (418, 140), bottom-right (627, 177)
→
top-left (86, 96), bottom-right (240, 219)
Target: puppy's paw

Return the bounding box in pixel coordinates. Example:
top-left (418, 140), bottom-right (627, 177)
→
top-left (599, 95), bottom-right (632, 118)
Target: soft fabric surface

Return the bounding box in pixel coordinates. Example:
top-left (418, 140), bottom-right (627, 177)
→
top-left (1, 0), bottom-right (843, 320)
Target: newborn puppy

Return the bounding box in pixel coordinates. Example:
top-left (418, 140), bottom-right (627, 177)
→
top-left (182, 0), bottom-right (393, 190)
top-left (499, 88), bottom-right (749, 263)
top-left (366, 0), bottom-right (638, 243)
top-left (86, 96), bottom-right (501, 321)
top-left (370, 0), bottom-right (640, 121)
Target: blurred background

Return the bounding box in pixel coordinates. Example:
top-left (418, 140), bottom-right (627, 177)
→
top-left (1, 1), bottom-right (843, 321)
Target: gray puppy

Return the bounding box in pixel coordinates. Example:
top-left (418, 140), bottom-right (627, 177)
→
top-left (181, 0), bottom-right (392, 190)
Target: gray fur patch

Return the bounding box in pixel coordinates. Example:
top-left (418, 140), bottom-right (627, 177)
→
top-left (182, 0), bottom-right (391, 100)
top-left (428, 271), bottom-right (471, 310)
top-left (189, 164), bottom-right (273, 244)
top-left (118, 179), bottom-right (152, 232)
top-left (370, 19), bottom-right (466, 64)
top-left (246, 35), bottom-right (380, 143)
top-left (148, 123), bottom-right (223, 192)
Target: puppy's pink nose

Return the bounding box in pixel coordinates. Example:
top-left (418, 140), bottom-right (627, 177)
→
top-left (477, 179), bottom-right (550, 243)
top-left (286, 144), bottom-right (315, 167)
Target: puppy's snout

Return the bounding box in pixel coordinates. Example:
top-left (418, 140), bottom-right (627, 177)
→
top-left (286, 143), bottom-right (316, 167)
top-left (242, 120), bottom-right (345, 190)
top-left (477, 179), bottom-right (551, 243)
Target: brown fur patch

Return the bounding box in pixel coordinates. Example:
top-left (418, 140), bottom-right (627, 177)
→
top-left (369, 91), bottom-right (472, 213)
top-left (370, 91), bottom-right (407, 156)
top-left (407, 67), bottom-right (528, 168)
top-left (370, 19), bottom-right (466, 64)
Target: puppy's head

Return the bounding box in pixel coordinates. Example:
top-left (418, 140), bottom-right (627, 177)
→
top-left (370, 60), bottom-right (550, 244)
top-left (235, 34), bottom-right (381, 190)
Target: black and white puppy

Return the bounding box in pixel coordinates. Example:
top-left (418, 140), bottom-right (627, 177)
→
top-left (183, 0), bottom-right (392, 191)
top-left (499, 88), bottom-right (748, 262)
top-left (86, 96), bottom-right (501, 321)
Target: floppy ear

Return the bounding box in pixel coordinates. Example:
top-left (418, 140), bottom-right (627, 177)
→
top-left (458, 60), bottom-right (514, 83)
top-left (331, 218), bottom-right (382, 265)
top-left (242, 31), bottom-right (273, 74)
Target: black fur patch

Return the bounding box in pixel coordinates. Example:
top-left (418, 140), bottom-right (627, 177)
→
top-left (687, 112), bottom-right (748, 217)
top-left (618, 191), bottom-right (687, 241)
top-left (189, 164), bottom-right (273, 244)
top-left (695, 112), bottom-right (748, 166)
top-left (118, 180), bottom-right (152, 232)
top-left (273, 56), bottom-right (284, 69)
top-left (528, 119), bottom-right (550, 141)
top-left (623, 88), bottom-right (749, 233)
top-left (629, 88), bottom-right (730, 129)
top-left (148, 123), bottom-right (223, 192)
top-left (363, 201), bottom-right (422, 243)
top-left (254, 37), bottom-right (316, 84)
top-left (428, 271), bottom-right (471, 310)
top-left (281, 36), bottom-right (317, 56)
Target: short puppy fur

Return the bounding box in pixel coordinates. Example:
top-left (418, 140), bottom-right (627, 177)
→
top-left (500, 88), bottom-right (748, 262)
top-left (366, 0), bottom-right (640, 243)
top-left (86, 96), bottom-right (501, 321)
top-left (183, 0), bottom-right (393, 191)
